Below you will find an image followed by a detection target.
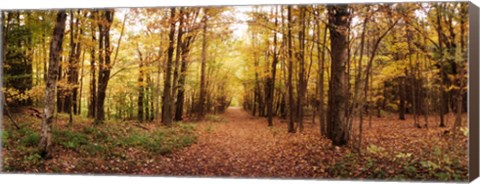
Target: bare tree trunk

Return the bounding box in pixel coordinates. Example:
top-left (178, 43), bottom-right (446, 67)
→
top-left (161, 8), bottom-right (176, 126)
top-left (39, 11), bottom-right (67, 158)
top-left (435, 3), bottom-right (447, 128)
top-left (95, 10), bottom-right (114, 124)
top-left (355, 7), bottom-right (369, 152)
top-left (318, 14), bottom-right (328, 136)
top-left (174, 13), bottom-right (196, 121)
top-left (287, 5), bottom-right (295, 133)
top-left (78, 46), bottom-right (86, 116)
top-left (326, 5), bottom-right (351, 146)
top-left (452, 3), bottom-right (468, 146)
top-left (296, 6), bottom-right (306, 132)
top-left (174, 36), bottom-right (193, 121)
top-left (267, 6), bottom-right (279, 127)
top-left (88, 12), bottom-right (97, 118)
top-left (66, 11), bottom-right (83, 124)
top-left (399, 76), bottom-right (406, 120)
top-left (137, 48), bottom-right (145, 122)
top-left (406, 22), bottom-right (419, 128)
top-left (172, 8), bottom-right (184, 120)
top-left (42, 33), bottom-right (48, 82)
top-left (198, 8), bottom-right (208, 120)
top-left (145, 72), bottom-right (151, 121)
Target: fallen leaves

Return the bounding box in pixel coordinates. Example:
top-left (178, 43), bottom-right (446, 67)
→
top-left (1, 108), bottom-right (468, 181)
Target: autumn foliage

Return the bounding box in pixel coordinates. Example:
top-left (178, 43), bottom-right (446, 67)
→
top-left (0, 2), bottom-right (470, 181)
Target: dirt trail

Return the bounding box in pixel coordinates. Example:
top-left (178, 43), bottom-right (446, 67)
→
top-left (146, 107), bottom-right (333, 178)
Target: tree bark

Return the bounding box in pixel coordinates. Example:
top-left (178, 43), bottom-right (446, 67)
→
top-left (161, 8), bottom-right (176, 126)
top-left (318, 11), bottom-right (328, 136)
top-left (296, 6), bottom-right (306, 132)
top-left (399, 76), bottom-right (406, 120)
top-left (435, 3), bottom-right (447, 128)
top-left (198, 8), bottom-right (208, 120)
top-left (78, 48), bottom-right (86, 116)
top-left (88, 11), bottom-right (97, 118)
top-left (95, 9), bottom-right (114, 124)
top-left (172, 8), bottom-right (184, 120)
top-left (39, 11), bottom-right (67, 158)
top-left (354, 6), bottom-right (369, 152)
top-left (175, 35), bottom-right (194, 121)
top-left (267, 6), bottom-right (279, 127)
top-left (287, 5), bottom-right (295, 133)
top-left (326, 5), bottom-right (350, 146)
top-left (137, 48), bottom-right (145, 122)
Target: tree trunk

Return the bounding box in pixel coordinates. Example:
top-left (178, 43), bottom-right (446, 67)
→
top-left (78, 46), bottom-right (86, 116)
top-left (435, 3), bottom-right (446, 128)
top-left (65, 11), bottom-right (82, 122)
top-left (326, 5), bottom-right (350, 146)
top-left (406, 22), bottom-right (419, 128)
top-left (172, 8), bottom-right (184, 120)
top-left (399, 76), bottom-right (406, 120)
top-left (198, 8), bottom-right (208, 120)
top-left (42, 33), bottom-right (48, 82)
top-left (145, 72), bottom-right (151, 121)
top-left (174, 37), bottom-right (192, 121)
top-left (137, 48), bottom-right (145, 122)
top-left (318, 13), bottom-right (328, 136)
top-left (39, 11), bottom-right (67, 158)
top-left (354, 7), bottom-right (369, 152)
top-left (88, 12), bottom-right (97, 118)
top-left (287, 5), bottom-right (295, 133)
top-left (296, 6), bottom-right (306, 132)
top-left (161, 8), bottom-right (176, 126)
top-left (267, 6), bottom-right (279, 127)
top-left (95, 9), bottom-right (114, 124)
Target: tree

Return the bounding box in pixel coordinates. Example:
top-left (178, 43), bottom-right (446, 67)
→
top-left (161, 8), bottom-right (176, 126)
top-left (95, 9), bottom-right (115, 124)
top-left (296, 6), bottom-right (307, 132)
top-left (315, 6), bottom-right (328, 136)
top-left (174, 8), bottom-right (200, 121)
top-left (286, 5), bottom-right (295, 133)
top-left (137, 46), bottom-right (145, 121)
top-left (3, 11), bottom-right (35, 106)
top-left (171, 8), bottom-right (185, 122)
top-left (266, 6), bottom-right (279, 127)
top-left (326, 4), bottom-right (351, 146)
top-left (198, 8), bottom-right (209, 119)
top-left (88, 11), bottom-right (97, 118)
top-left (39, 10), bottom-right (67, 158)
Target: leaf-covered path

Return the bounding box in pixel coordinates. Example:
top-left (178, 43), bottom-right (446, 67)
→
top-left (3, 107), bottom-right (468, 180)
top-left (142, 107), bottom-right (337, 178)
top-left (132, 108), bottom-right (467, 180)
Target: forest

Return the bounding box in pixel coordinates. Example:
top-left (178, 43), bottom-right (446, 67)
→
top-left (1, 2), bottom-right (469, 181)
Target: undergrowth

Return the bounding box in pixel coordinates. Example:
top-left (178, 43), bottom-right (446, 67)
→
top-left (2, 113), bottom-right (197, 172)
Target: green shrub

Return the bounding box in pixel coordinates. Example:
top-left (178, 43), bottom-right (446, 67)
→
top-left (177, 123), bottom-right (195, 133)
top-left (113, 128), bottom-right (196, 155)
top-left (20, 130), bottom-right (40, 147)
top-left (93, 129), bottom-right (109, 140)
top-left (84, 143), bottom-right (107, 156)
top-left (82, 126), bottom-right (96, 134)
top-left (1, 130), bottom-right (9, 144)
top-left (53, 130), bottom-right (89, 149)
top-left (205, 115), bottom-right (227, 123)
top-left (116, 133), bottom-right (150, 147)
top-left (25, 153), bottom-right (42, 163)
top-left (177, 135), bottom-right (197, 147)
top-left (148, 144), bottom-right (173, 154)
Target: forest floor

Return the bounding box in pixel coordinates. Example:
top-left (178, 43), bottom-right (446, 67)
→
top-left (1, 107), bottom-right (468, 181)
